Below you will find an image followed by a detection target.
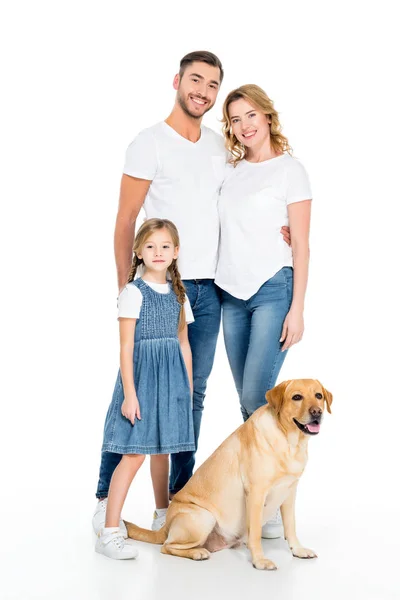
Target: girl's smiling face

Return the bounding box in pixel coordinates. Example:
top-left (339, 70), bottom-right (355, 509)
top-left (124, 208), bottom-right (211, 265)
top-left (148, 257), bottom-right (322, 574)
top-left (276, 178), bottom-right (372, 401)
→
top-left (138, 227), bottom-right (179, 273)
top-left (228, 97), bottom-right (271, 149)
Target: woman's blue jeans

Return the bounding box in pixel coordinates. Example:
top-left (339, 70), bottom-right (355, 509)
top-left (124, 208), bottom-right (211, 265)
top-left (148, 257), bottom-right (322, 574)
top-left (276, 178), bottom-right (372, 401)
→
top-left (221, 267), bottom-right (293, 421)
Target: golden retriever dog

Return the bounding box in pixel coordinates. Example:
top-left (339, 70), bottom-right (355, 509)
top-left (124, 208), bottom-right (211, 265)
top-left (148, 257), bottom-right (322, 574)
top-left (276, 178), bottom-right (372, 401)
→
top-left (125, 379), bottom-right (332, 570)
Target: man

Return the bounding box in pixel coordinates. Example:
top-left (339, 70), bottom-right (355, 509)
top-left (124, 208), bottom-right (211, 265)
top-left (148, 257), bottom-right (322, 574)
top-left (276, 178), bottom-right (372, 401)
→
top-left (93, 50), bottom-right (290, 538)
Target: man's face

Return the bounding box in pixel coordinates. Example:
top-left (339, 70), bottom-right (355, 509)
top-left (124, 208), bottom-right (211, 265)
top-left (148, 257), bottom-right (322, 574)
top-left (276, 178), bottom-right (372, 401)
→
top-left (175, 61), bottom-right (221, 119)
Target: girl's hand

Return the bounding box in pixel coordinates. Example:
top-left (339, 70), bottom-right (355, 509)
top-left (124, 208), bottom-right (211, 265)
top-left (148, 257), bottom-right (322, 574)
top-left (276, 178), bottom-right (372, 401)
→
top-left (280, 309), bottom-right (304, 352)
top-left (121, 394), bottom-right (141, 425)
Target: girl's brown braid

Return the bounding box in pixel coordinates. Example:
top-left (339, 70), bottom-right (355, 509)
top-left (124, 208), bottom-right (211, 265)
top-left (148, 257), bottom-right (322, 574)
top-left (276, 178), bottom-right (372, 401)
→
top-left (127, 254), bottom-right (143, 284)
top-left (168, 258), bottom-right (187, 332)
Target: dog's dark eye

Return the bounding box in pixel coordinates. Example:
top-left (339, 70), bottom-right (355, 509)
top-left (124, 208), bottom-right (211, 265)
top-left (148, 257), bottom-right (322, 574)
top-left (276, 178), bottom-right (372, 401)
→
top-left (292, 394), bottom-right (303, 401)
top-left (315, 393), bottom-right (323, 399)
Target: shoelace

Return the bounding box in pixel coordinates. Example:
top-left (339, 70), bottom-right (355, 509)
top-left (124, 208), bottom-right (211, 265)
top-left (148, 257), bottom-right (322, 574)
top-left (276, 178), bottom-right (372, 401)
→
top-left (101, 530), bottom-right (125, 548)
top-left (96, 499), bottom-right (107, 513)
top-left (268, 509), bottom-right (282, 524)
top-left (153, 511), bottom-right (166, 521)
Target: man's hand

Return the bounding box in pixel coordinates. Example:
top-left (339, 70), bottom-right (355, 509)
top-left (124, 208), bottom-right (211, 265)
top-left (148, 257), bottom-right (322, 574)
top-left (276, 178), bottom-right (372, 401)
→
top-left (281, 226), bottom-right (291, 246)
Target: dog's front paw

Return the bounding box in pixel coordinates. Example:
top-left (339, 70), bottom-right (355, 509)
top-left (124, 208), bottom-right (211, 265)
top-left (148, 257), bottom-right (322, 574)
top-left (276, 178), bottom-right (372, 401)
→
top-left (252, 557), bottom-right (277, 570)
top-left (192, 548), bottom-right (211, 561)
top-left (291, 546), bottom-right (318, 559)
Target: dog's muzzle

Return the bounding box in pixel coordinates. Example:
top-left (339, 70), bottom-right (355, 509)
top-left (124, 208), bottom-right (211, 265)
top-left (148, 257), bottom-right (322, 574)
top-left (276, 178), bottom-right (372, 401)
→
top-left (293, 417), bottom-right (321, 435)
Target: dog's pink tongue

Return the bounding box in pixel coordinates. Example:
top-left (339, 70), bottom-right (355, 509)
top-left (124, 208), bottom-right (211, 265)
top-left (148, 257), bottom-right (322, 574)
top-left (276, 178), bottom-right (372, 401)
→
top-left (306, 422), bottom-right (320, 433)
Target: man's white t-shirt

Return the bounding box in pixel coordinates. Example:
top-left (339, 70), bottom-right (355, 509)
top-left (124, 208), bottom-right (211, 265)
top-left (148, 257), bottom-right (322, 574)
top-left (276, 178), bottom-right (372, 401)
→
top-left (118, 281), bottom-right (194, 323)
top-left (215, 154), bottom-right (312, 300)
top-left (123, 122), bottom-right (226, 280)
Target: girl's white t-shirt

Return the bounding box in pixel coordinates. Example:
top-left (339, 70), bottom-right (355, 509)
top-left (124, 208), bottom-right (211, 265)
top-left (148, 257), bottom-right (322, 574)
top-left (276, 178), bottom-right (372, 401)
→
top-left (215, 154), bottom-right (312, 300)
top-left (123, 122), bottom-right (227, 280)
top-left (117, 281), bottom-right (194, 323)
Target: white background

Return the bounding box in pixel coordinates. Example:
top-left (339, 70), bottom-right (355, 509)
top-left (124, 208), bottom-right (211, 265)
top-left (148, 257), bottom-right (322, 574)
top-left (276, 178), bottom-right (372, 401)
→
top-left (1, 1), bottom-right (399, 598)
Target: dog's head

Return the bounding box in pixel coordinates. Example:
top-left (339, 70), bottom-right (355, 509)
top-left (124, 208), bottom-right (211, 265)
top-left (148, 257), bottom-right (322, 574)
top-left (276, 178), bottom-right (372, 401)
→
top-left (265, 379), bottom-right (332, 436)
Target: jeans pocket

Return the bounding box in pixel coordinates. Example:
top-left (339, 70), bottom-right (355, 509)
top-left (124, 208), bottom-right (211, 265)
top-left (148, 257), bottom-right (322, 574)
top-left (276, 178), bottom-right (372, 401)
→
top-left (265, 268), bottom-right (288, 287)
top-left (282, 268), bottom-right (294, 306)
top-left (282, 266), bottom-right (293, 283)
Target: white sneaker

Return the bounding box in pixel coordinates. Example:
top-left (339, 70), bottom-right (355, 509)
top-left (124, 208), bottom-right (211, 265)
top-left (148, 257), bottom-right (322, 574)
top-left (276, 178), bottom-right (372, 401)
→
top-left (261, 508), bottom-right (284, 539)
top-left (92, 498), bottom-right (128, 538)
top-left (151, 509), bottom-right (167, 531)
top-left (95, 528), bottom-right (138, 560)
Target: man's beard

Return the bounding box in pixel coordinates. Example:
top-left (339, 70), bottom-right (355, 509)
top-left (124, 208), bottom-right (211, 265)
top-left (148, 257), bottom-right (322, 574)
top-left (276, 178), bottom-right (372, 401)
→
top-left (177, 91), bottom-right (212, 120)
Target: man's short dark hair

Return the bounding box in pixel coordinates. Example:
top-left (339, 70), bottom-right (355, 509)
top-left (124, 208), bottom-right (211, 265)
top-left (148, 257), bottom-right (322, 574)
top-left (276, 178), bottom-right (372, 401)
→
top-left (179, 51), bottom-right (224, 83)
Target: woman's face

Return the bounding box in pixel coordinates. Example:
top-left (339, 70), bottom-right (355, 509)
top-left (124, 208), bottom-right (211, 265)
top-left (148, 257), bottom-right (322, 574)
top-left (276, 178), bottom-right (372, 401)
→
top-left (228, 98), bottom-right (271, 149)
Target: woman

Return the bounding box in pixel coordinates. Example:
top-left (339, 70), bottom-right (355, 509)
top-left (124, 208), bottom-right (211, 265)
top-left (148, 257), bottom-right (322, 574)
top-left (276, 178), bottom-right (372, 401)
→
top-left (215, 85), bottom-right (312, 536)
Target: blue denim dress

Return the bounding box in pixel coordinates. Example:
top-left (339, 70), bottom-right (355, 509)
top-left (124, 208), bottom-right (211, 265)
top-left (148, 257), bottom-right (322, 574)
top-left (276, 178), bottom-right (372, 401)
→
top-left (102, 278), bottom-right (195, 455)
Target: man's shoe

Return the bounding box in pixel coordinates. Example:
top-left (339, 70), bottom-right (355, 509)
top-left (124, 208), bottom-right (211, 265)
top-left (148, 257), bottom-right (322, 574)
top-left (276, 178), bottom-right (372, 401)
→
top-left (151, 509), bottom-right (167, 531)
top-left (261, 508), bottom-right (284, 539)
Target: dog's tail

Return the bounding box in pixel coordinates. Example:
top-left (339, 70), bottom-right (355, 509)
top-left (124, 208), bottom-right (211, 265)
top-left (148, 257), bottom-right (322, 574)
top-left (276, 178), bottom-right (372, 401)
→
top-left (124, 520), bottom-right (167, 545)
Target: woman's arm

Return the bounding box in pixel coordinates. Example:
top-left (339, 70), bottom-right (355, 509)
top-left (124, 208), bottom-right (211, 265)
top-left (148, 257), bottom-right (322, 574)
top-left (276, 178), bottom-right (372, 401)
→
top-left (119, 317), bottom-right (141, 424)
top-left (280, 199), bottom-right (312, 351)
top-left (178, 323), bottom-right (193, 395)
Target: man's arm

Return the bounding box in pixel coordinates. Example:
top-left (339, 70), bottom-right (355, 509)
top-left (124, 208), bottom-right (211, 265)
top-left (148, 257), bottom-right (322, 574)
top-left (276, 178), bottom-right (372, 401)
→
top-left (114, 174), bottom-right (152, 291)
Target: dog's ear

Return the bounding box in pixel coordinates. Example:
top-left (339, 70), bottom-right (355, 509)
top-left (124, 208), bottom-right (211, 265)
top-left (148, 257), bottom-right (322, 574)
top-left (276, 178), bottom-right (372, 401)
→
top-left (266, 381), bottom-right (290, 415)
top-left (316, 380), bottom-right (333, 414)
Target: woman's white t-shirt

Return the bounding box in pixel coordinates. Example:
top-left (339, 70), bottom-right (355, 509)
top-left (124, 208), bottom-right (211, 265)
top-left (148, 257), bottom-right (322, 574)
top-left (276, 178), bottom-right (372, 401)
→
top-left (215, 154), bottom-right (312, 300)
top-left (117, 281), bottom-right (194, 323)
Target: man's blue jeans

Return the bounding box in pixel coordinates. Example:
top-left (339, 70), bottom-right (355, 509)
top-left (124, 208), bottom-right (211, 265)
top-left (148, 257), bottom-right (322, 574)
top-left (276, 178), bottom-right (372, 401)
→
top-left (95, 279), bottom-right (221, 499)
top-left (221, 267), bottom-right (293, 421)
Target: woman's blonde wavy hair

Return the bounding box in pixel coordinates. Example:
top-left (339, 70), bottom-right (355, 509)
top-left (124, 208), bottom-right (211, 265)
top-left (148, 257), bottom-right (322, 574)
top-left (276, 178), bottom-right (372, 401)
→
top-left (221, 84), bottom-right (292, 167)
top-left (126, 218), bottom-right (186, 332)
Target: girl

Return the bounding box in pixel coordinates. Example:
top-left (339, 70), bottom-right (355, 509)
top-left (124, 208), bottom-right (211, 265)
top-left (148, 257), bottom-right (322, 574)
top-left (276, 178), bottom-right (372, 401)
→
top-left (95, 218), bottom-right (195, 560)
top-left (215, 84), bottom-right (312, 539)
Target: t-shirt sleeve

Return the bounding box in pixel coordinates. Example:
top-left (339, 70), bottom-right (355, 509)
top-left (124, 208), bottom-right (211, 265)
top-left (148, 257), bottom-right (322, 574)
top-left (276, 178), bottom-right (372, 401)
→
top-left (286, 160), bottom-right (312, 205)
top-left (123, 129), bottom-right (158, 181)
top-left (184, 294), bottom-right (195, 324)
top-left (117, 284), bottom-right (142, 319)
